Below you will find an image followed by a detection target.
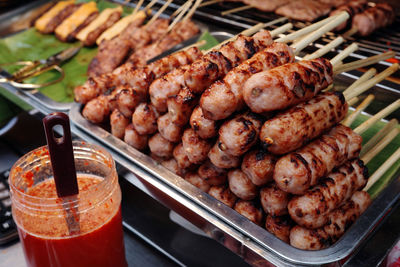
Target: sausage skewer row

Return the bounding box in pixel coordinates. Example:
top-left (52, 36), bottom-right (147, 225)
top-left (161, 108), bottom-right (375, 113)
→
top-left (344, 3), bottom-right (395, 37)
top-left (290, 131), bottom-right (400, 249)
top-left (274, 96), bottom-right (400, 195)
top-left (259, 61), bottom-right (399, 155)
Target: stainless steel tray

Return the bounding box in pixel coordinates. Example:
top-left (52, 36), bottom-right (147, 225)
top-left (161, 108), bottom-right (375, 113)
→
top-left (69, 77), bottom-right (400, 265)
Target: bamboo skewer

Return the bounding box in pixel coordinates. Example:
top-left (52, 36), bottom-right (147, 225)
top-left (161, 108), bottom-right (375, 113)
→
top-left (183, 0), bottom-right (203, 21)
top-left (341, 68), bottom-right (377, 93)
top-left (343, 27), bottom-right (358, 39)
top-left (330, 43), bottom-right (358, 67)
top-left (143, 0), bottom-right (159, 12)
top-left (334, 51), bottom-right (396, 74)
top-left (364, 145), bottom-right (400, 191)
top-left (199, 0), bottom-right (223, 7)
top-left (342, 94), bottom-right (375, 127)
top-left (275, 12), bottom-right (345, 44)
top-left (361, 128), bottom-right (400, 165)
top-left (172, 0), bottom-right (192, 17)
top-left (360, 119), bottom-right (399, 157)
top-left (291, 12), bottom-right (350, 55)
top-left (270, 22), bottom-right (293, 37)
top-left (354, 99), bottom-right (400, 134)
top-left (147, 0), bottom-right (174, 25)
top-left (303, 36), bottom-right (344, 60)
top-left (167, 1), bottom-right (193, 32)
top-left (221, 5), bottom-right (252, 16)
top-left (132, 0), bottom-right (145, 15)
top-left (343, 63), bottom-right (399, 100)
top-left (347, 97), bottom-right (359, 106)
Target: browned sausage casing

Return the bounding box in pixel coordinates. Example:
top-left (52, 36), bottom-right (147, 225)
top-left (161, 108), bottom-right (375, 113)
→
top-left (261, 91), bottom-right (348, 155)
top-left (265, 215), bottom-right (294, 243)
top-left (288, 159), bottom-right (368, 229)
top-left (290, 191), bottom-right (371, 250)
top-left (243, 58), bottom-right (333, 114)
top-left (353, 3), bottom-right (395, 36)
top-left (274, 124), bottom-right (362, 195)
top-left (260, 184), bottom-right (290, 216)
top-left (208, 185), bottom-right (237, 208)
top-left (242, 149), bottom-right (276, 186)
top-left (228, 169), bottom-right (258, 200)
top-left (234, 200), bottom-right (264, 226)
top-left (200, 42), bottom-right (295, 121)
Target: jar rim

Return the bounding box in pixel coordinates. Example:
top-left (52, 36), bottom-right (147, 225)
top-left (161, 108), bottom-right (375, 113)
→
top-left (9, 141), bottom-right (115, 206)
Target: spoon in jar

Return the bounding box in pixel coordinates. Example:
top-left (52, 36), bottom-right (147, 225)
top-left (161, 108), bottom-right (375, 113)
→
top-left (43, 112), bottom-right (80, 235)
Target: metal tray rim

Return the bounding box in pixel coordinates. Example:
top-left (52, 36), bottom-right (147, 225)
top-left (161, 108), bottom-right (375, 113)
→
top-left (69, 100), bottom-right (400, 265)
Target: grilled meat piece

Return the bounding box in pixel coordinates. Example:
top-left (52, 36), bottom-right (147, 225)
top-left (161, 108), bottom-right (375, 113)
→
top-left (55, 2), bottom-right (99, 42)
top-left (330, 0), bottom-right (368, 31)
top-left (234, 200), bottom-right (264, 226)
top-left (184, 172), bottom-right (210, 192)
top-left (228, 169), bottom-right (258, 200)
top-left (208, 185), bottom-right (237, 208)
top-left (87, 16), bottom-right (147, 77)
top-left (243, 0), bottom-right (293, 12)
top-left (35, 0), bottom-right (78, 34)
top-left (190, 106), bottom-right (218, 139)
top-left (124, 124), bottom-right (148, 151)
top-left (260, 91), bottom-right (348, 155)
top-left (200, 42), bottom-right (295, 121)
top-left (274, 124), bottom-right (362, 195)
top-left (244, 58), bottom-right (333, 114)
top-left (208, 141), bottom-right (241, 169)
top-left (275, 0), bottom-right (332, 22)
top-left (198, 160), bottom-right (227, 186)
top-left (182, 128), bottom-right (212, 165)
top-left (353, 3), bottom-right (395, 36)
top-left (290, 191), bottom-right (371, 250)
top-left (218, 112), bottom-right (263, 157)
top-left (260, 183), bottom-right (290, 216)
top-left (265, 215), bottom-right (294, 243)
top-left (241, 149), bottom-right (276, 186)
top-left (132, 103), bottom-right (159, 135)
top-left (157, 113), bottom-right (184, 143)
top-left (288, 159), bottom-right (368, 229)
top-left (76, 6), bottom-right (122, 46)
top-left (173, 143), bottom-right (193, 170)
top-left (110, 109), bottom-right (130, 139)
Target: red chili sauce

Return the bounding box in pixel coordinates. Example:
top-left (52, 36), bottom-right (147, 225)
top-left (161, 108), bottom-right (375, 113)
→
top-left (16, 176), bottom-right (127, 267)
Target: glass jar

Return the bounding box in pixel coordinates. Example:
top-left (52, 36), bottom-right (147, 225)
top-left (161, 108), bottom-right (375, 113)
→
top-left (9, 141), bottom-right (127, 267)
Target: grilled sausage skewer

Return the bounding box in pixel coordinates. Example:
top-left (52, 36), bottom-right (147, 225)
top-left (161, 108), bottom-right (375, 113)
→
top-left (260, 64), bottom-right (399, 156)
top-left (290, 191), bottom-right (371, 250)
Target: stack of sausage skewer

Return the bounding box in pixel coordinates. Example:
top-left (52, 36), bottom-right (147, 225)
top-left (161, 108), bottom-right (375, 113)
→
top-left (74, 10), bottom-right (400, 250)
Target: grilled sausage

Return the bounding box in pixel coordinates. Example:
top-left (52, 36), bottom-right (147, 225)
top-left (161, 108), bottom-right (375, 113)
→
top-left (115, 87), bottom-right (147, 118)
top-left (190, 106), bottom-right (218, 139)
top-left (148, 133), bottom-right (174, 159)
top-left (228, 169), bottom-right (258, 200)
top-left (184, 172), bottom-right (210, 192)
top-left (161, 158), bottom-right (186, 177)
top-left (173, 143), bottom-right (194, 170)
top-left (242, 149), bottom-right (276, 186)
top-left (260, 184), bottom-right (290, 216)
top-left (167, 86), bottom-right (198, 126)
top-left (184, 30), bottom-right (273, 94)
top-left (234, 200), bottom-right (264, 226)
top-left (330, 1), bottom-right (368, 31)
top-left (124, 124), bottom-right (148, 151)
top-left (265, 215), bottom-right (294, 243)
top-left (110, 109), bottom-right (129, 139)
top-left (208, 141), bottom-right (241, 169)
top-left (131, 103), bottom-right (159, 135)
top-left (288, 159), bottom-right (368, 229)
top-left (260, 91), bottom-right (348, 155)
top-left (35, 1), bottom-right (78, 34)
top-left (200, 42), bottom-right (295, 121)
top-left (243, 58), bottom-right (333, 114)
top-left (76, 7), bottom-right (122, 46)
top-left (290, 191), bottom-right (371, 250)
top-left (274, 124), bottom-right (362, 195)
top-left (157, 113), bottom-right (183, 143)
top-left (182, 128), bottom-right (212, 164)
top-left (218, 112), bottom-right (263, 157)
top-left (208, 185), bottom-right (238, 208)
top-left (353, 3), bottom-right (395, 36)
top-left (197, 160), bottom-right (227, 186)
